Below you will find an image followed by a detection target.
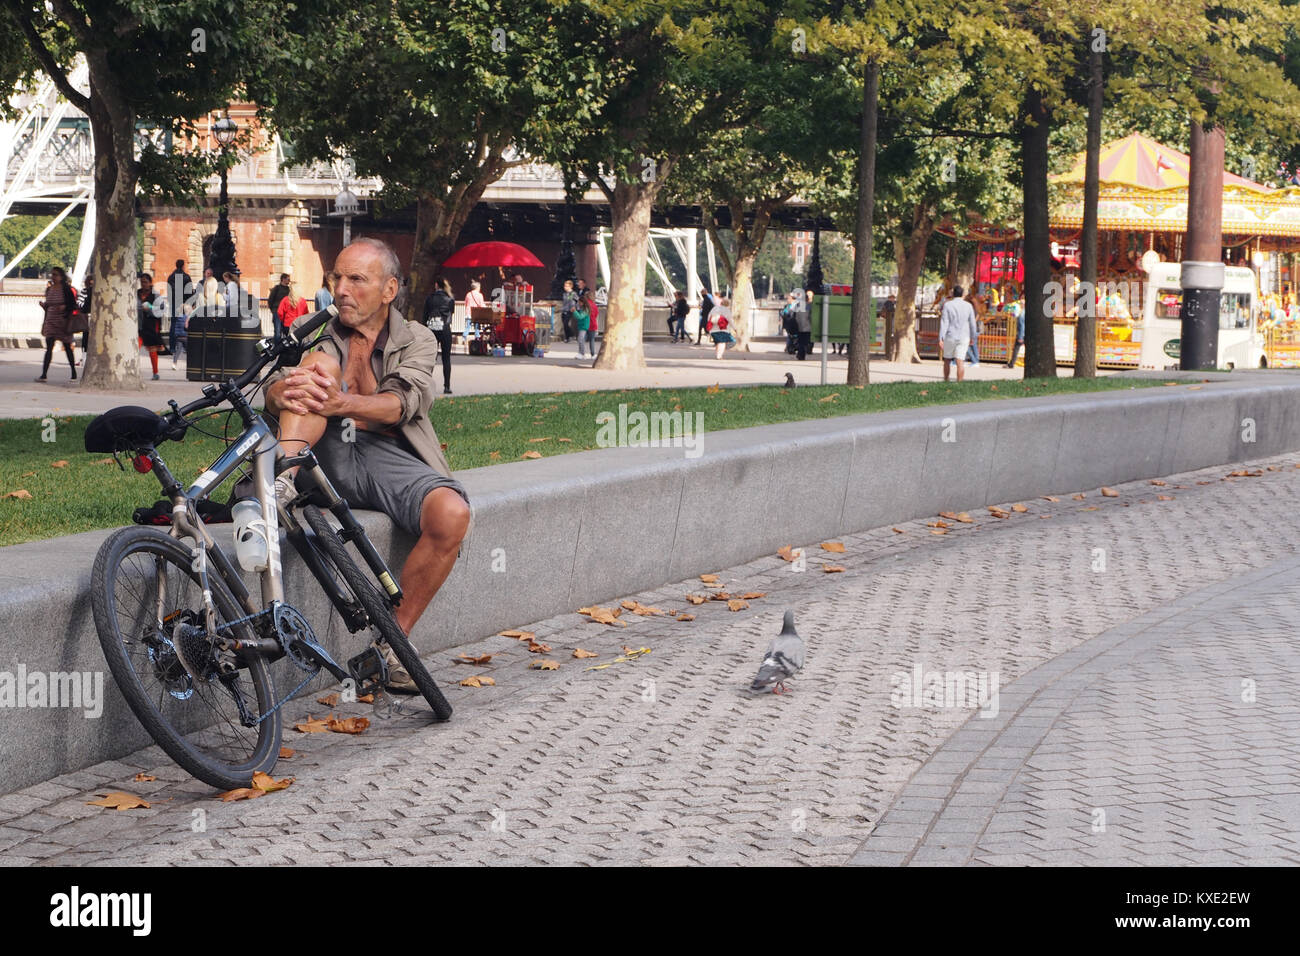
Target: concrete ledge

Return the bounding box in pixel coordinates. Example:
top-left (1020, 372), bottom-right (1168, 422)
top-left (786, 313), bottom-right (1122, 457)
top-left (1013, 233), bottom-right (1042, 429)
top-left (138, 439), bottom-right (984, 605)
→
top-left (4, 374), bottom-right (1300, 793)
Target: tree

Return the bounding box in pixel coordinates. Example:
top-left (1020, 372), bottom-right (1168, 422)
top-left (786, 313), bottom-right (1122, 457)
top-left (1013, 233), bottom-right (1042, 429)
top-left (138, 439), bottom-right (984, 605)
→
top-left (0, 1), bottom-right (279, 389)
top-left (0, 214), bottom-right (84, 274)
top-left (252, 0), bottom-right (604, 309)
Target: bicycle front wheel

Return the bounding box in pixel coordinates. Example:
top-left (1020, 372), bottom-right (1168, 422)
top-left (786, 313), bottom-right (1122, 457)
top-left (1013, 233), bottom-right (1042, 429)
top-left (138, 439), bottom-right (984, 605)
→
top-left (90, 526), bottom-right (282, 791)
top-left (301, 505), bottom-right (452, 721)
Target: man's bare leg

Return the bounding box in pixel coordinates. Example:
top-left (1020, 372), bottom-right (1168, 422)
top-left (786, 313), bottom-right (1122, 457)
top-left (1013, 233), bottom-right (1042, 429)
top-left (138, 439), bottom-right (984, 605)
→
top-left (394, 487), bottom-right (471, 636)
top-left (956, 357), bottom-right (966, 382)
top-left (943, 358), bottom-right (952, 382)
top-left (276, 351), bottom-right (340, 470)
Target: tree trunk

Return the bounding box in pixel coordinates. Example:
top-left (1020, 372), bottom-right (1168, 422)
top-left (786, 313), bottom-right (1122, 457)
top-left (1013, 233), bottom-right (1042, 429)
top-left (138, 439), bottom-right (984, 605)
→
top-left (408, 163), bottom-right (505, 308)
top-left (890, 205), bottom-right (933, 364)
top-left (848, 57), bottom-right (880, 386)
top-left (1075, 42), bottom-right (1104, 379)
top-left (80, 89), bottom-right (142, 390)
top-left (594, 177), bottom-right (660, 369)
top-left (728, 200), bottom-right (774, 352)
top-left (1021, 87), bottom-right (1057, 379)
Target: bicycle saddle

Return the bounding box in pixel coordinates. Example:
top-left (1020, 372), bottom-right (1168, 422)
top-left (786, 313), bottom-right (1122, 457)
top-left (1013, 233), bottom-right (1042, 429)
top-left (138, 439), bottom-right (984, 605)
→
top-left (84, 405), bottom-right (167, 453)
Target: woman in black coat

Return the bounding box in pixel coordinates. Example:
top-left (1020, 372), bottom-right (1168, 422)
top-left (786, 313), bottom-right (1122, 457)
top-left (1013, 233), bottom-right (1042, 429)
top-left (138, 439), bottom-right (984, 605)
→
top-left (423, 276), bottom-right (456, 394)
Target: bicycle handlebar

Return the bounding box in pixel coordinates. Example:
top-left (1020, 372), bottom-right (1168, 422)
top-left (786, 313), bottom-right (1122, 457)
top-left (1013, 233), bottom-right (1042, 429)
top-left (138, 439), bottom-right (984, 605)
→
top-left (161, 305), bottom-right (339, 437)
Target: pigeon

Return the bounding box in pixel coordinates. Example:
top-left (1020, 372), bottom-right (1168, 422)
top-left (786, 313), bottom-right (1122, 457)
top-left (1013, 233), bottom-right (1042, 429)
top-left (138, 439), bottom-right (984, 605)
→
top-left (750, 610), bottom-right (804, 694)
top-left (783, 372), bottom-right (795, 388)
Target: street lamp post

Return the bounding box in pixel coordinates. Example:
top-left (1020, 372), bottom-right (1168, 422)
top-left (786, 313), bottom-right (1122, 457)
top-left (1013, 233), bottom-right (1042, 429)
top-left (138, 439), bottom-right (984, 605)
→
top-left (329, 185), bottom-right (360, 246)
top-left (209, 113), bottom-right (239, 282)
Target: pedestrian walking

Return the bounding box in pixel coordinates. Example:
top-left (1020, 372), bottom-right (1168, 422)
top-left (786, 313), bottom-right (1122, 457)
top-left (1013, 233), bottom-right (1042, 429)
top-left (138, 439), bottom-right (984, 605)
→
top-left (587, 290), bottom-right (600, 359)
top-left (137, 272), bottom-right (162, 380)
top-left (267, 273), bottom-right (291, 327)
top-left (939, 285), bottom-right (978, 382)
top-left (37, 266), bottom-right (78, 381)
top-left (202, 267), bottom-right (224, 311)
top-left (965, 289), bottom-right (985, 366)
top-left (707, 295), bottom-right (735, 359)
top-left (1006, 297), bottom-right (1025, 368)
top-left (573, 290), bottom-right (594, 358)
top-left (560, 278), bottom-right (577, 342)
top-left (166, 259), bottom-right (192, 356)
top-left (423, 275), bottom-right (456, 394)
top-left (314, 272), bottom-right (334, 312)
top-left (696, 288), bottom-right (715, 344)
top-left (794, 290), bottom-right (813, 360)
top-left (277, 283), bottom-right (310, 335)
top-left (671, 290), bottom-right (690, 342)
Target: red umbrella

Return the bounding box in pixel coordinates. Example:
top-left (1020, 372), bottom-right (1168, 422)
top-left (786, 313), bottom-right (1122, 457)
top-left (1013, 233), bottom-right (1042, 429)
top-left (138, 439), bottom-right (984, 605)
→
top-left (442, 241), bottom-right (543, 269)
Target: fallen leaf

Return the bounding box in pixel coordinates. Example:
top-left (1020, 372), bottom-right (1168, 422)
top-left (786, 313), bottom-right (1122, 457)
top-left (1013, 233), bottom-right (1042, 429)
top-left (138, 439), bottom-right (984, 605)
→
top-left (1157, 494), bottom-right (1174, 501)
top-left (278, 747), bottom-right (295, 759)
top-left (251, 771), bottom-right (294, 793)
top-left (699, 573), bottom-right (720, 583)
top-left (1042, 495), bottom-right (1060, 502)
top-left (95, 458), bottom-right (114, 465)
top-left (459, 675), bottom-right (496, 688)
top-left (823, 564), bottom-right (845, 573)
top-left (317, 693), bottom-right (340, 707)
top-left (919, 390), bottom-right (928, 396)
top-left (727, 599), bottom-right (749, 611)
top-left (217, 788), bottom-right (264, 802)
top-left (1072, 493), bottom-right (1086, 500)
top-left (489, 451), bottom-right (500, 460)
top-left (777, 545), bottom-right (799, 562)
top-left (530, 659), bottom-right (560, 670)
top-left (573, 648), bottom-right (599, 658)
top-left (50, 460), bottom-right (68, 468)
top-left (455, 653), bottom-right (494, 665)
top-left (294, 715), bottom-right (331, 734)
top-left (740, 592), bottom-right (766, 600)
top-left (1267, 466), bottom-right (1280, 471)
top-left (821, 541), bottom-right (846, 552)
top-left (485, 420), bottom-right (503, 428)
top-left (1187, 385), bottom-right (1202, 390)
top-left (954, 512), bottom-right (973, 523)
top-left (1149, 480), bottom-right (1167, 486)
top-left (579, 606), bottom-right (626, 626)
top-left (521, 450), bottom-right (542, 460)
top-left (1226, 469), bottom-right (1262, 478)
top-left (499, 629), bottom-right (535, 641)
top-left (939, 511), bottom-right (958, 520)
top-left (4, 489), bottom-right (33, 499)
top-left (1011, 504), bottom-right (1028, 513)
top-left (930, 529), bottom-right (948, 535)
top-left (625, 602), bottom-right (664, 616)
top-left (676, 613), bottom-right (695, 621)
top-left (1197, 480), bottom-right (1215, 485)
top-left (133, 772), bottom-right (156, 782)
top-left (818, 393), bottom-right (839, 403)
top-left (1082, 506), bottom-right (1099, 511)
top-left (358, 694), bottom-right (374, 704)
top-left (685, 594), bottom-right (706, 605)
top-left (926, 520), bottom-right (951, 529)
top-left (527, 641), bottom-right (553, 653)
top-left (557, 437), bottom-right (573, 443)
top-left (1039, 514), bottom-right (1052, 519)
top-left (1100, 487), bottom-right (1119, 497)
top-left (87, 792), bottom-right (150, 811)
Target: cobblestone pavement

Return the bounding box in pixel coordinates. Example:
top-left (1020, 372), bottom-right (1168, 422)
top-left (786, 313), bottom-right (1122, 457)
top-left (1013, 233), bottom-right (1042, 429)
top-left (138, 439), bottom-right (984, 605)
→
top-left (2, 450), bottom-right (1299, 865)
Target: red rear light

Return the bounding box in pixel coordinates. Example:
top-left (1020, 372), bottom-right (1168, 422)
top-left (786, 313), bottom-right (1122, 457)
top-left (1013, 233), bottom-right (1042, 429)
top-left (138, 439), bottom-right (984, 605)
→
top-left (132, 454), bottom-right (152, 474)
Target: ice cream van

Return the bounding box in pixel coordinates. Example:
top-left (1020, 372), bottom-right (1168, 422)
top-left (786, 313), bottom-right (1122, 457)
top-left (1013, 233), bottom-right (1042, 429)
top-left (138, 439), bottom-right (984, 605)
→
top-left (1137, 262), bottom-right (1262, 370)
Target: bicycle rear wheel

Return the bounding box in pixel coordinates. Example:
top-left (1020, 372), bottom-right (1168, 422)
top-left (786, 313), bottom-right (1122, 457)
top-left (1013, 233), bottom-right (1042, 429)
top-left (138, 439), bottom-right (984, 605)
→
top-left (90, 526), bottom-right (282, 790)
top-left (301, 505), bottom-right (452, 721)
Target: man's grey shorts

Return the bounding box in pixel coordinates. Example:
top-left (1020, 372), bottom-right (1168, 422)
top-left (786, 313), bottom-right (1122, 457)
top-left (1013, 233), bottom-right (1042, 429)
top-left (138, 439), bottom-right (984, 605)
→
top-left (304, 421), bottom-right (469, 539)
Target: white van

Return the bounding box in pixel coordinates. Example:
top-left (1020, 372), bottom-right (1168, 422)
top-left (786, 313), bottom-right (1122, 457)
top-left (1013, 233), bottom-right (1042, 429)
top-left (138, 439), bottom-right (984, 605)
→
top-left (1137, 263), bottom-right (1262, 369)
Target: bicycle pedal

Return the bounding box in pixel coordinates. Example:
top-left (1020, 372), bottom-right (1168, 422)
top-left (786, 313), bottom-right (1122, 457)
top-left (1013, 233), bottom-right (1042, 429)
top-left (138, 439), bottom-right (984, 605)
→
top-left (347, 645), bottom-right (387, 686)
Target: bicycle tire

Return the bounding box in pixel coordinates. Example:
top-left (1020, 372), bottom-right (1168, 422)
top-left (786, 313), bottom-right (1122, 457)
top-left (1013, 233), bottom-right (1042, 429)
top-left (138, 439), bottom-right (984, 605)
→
top-left (301, 505), bottom-right (453, 721)
top-left (91, 526), bottom-right (282, 791)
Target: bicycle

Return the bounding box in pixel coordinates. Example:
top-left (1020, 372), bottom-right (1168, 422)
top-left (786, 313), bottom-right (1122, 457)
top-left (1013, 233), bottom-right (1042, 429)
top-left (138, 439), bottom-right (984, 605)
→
top-left (84, 306), bottom-right (452, 791)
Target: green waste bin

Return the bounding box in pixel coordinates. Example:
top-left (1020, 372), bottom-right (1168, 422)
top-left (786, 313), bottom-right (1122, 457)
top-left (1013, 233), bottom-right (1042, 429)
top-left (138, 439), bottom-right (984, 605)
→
top-left (809, 294), bottom-right (873, 345)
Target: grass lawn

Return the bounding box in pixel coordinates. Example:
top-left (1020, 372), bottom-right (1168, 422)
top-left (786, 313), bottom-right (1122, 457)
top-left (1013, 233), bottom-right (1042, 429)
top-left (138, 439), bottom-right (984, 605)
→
top-left (0, 376), bottom-right (1170, 546)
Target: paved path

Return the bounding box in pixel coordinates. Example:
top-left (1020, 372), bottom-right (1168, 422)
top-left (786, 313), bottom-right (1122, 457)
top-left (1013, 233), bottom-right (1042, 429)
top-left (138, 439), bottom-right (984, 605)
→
top-left (1, 451), bottom-right (1297, 865)
top-left (0, 340), bottom-right (1042, 418)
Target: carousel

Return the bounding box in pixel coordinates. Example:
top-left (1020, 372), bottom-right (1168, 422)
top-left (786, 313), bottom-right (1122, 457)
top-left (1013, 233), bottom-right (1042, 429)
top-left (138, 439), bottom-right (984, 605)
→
top-left (934, 133), bottom-right (1300, 368)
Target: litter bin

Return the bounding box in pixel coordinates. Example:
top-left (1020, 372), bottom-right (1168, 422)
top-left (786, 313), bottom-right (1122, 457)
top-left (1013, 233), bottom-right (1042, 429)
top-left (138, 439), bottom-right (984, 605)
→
top-left (186, 304), bottom-right (263, 382)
